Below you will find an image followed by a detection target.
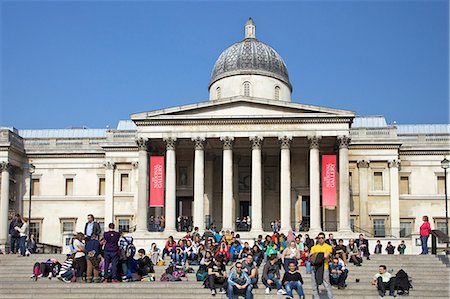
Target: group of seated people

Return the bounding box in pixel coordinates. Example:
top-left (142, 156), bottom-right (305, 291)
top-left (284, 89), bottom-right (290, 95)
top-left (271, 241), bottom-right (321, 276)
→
top-left (29, 223), bottom-right (406, 298)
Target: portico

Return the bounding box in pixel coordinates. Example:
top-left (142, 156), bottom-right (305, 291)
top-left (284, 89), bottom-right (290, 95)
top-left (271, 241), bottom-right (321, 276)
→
top-left (131, 98), bottom-right (355, 234)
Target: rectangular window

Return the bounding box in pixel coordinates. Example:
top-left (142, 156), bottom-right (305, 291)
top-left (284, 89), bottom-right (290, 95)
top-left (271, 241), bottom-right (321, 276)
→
top-left (350, 218), bottom-right (355, 232)
top-left (437, 176), bottom-right (445, 195)
top-left (29, 221), bottom-right (40, 243)
top-left (400, 176), bottom-right (409, 194)
top-left (120, 174), bottom-right (129, 192)
top-left (99, 178), bottom-right (106, 195)
top-left (374, 172), bottom-right (383, 191)
top-left (373, 219), bottom-right (385, 237)
top-left (118, 218), bottom-right (130, 232)
top-left (400, 221), bottom-right (413, 238)
top-left (31, 179), bottom-right (40, 196)
top-left (435, 221), bottom-right (447, 233)
top-left (65, 178), bottom-right (74, 196)
top-left (61, 220), bottom-right (75, 246)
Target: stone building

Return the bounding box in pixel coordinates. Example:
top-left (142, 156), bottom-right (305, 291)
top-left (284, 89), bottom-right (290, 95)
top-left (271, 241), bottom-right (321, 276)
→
top-left (0, 19), bottom-right (449, 251)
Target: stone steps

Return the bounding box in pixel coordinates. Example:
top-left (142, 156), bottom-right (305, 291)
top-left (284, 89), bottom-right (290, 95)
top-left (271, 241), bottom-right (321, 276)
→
top-left (1, 254), bottom-right (449, 299)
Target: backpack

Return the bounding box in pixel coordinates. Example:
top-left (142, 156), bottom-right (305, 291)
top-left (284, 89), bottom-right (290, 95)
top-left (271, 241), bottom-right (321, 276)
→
top-left (172, 270), bottom-right (186, 278)
top-left (395, 269), bottom-right (413, 295)
top-left (32, 262), bottom-right (41, 280)
top-left (196, 270), bottom-right (208, 282)
top-left (160, 273), bottom-right (182, 282)
top-left (120, 237), bottom-right (136, 260)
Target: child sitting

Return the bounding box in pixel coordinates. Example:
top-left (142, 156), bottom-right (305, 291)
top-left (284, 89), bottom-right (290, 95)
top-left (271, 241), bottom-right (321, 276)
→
top-left (57, 254), bottom-right (75, 283)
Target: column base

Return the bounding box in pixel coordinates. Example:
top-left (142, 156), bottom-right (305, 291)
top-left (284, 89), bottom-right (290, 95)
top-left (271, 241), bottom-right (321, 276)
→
top-left (307, 228), bottom-right (323, 238)
top-left (337, 228), bottom-right (355, 237)
top-left (250, 228), bottom-right (265, 236)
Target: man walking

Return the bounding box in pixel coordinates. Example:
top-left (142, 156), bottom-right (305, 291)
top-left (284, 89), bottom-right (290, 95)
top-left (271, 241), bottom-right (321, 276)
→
top-left (310, 232), bottom-right (333, 299)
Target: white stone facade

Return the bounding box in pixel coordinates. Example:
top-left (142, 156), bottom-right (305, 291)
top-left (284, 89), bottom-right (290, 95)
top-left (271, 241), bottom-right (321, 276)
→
top-left (0, 20), bottom-right (449, 252)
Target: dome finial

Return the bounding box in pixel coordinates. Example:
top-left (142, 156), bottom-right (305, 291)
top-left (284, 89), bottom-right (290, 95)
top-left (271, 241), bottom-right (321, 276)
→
top-left (245, 17), bottom-right (255, 39)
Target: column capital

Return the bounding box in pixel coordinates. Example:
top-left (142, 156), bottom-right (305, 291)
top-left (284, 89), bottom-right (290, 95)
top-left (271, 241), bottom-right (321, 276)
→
top-left (279, 136), bottom-right (292, 149)
top-left (337, 136), bottom-right (351, 149)
top-left (192, 137), bottom-right (206, 150)
top-left (307, 135), bottom-right (321, 149)
top-left (0, 162), bottom-right (11, 173)
top-left (164, 137), bottom-right (177, 150)
top-left (220, 136), bottom-right (234, 150)
top-left (357, 160), bottom-right (370, 168)
top-left (135, 138), bottom-right (150, 151)
top-left (250, 136), bottom-right (263, 150)
top-left (104, 161), bottom-right (115, 170)
top-left (388, 159), bottom-right (400, 168)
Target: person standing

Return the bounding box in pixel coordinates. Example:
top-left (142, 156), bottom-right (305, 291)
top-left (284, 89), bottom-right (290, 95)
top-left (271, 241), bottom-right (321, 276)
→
top-left (103, 223), bottom-right (120, 282)
top-left (309, 232), bottom-right (333, 299)
top-left (84, 214), bottom-right (101, 242)
top-left (14, 217), bottom-right (28, 256)
top-left (420, 215), bottom-right (431, 254)
top-left (73, 232), bottom-right (86, 282)
top-left (85, 234), bottom-right (101, 283)
top-left (9, 214), bottom-right (22, 254)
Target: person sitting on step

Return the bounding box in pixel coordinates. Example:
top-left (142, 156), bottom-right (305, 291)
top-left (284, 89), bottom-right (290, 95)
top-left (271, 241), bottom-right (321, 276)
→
top-left (227, 261), bottom-right (253, 299)
top-left (207, 256), bottom-right (228, 296)
top-left (329, 256), bottom-right (348, 290)
top-left (372, 265), bottom-right (396, 298)
top-left (262, 255), bottom-right (286, 295)
top-left (282, 261), bottom-right (305, 299)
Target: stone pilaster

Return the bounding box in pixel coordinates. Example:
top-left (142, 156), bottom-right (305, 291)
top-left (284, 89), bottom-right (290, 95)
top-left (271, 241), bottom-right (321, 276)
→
top-left (104, 161), bottom-right (115, 226)
top-left (357, 160), bottom-right (370, 231)
top-left (389, 159), bottom-right (400, 237)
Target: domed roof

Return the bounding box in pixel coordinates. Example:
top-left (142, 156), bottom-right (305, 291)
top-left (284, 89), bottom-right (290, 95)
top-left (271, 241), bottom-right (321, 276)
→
top-left (209, 19), bottom-right (292, 90)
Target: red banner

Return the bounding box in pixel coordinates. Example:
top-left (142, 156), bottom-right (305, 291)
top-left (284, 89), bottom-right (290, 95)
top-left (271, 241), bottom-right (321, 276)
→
top-left (149, 156), bottom-right (165, 207)
top-left (322, 155), bottom-right (337, 207)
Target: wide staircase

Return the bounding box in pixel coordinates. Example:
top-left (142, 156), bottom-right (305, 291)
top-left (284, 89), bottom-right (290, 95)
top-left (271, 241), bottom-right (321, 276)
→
top-left (0, 253), bottom-right (448, 298)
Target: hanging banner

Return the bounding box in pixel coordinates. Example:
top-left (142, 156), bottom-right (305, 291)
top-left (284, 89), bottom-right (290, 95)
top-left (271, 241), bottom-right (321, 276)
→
top-left (322, 155), bottom-right (337, 207)
top-left (149, 156), bottom-right (165, 207)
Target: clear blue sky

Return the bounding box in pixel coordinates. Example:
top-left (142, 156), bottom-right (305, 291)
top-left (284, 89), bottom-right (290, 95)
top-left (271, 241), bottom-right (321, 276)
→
top-left (1, 0), bottom-right (448, 129)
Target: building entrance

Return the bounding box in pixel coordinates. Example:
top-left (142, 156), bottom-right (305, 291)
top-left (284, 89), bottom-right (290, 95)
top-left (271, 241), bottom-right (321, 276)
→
top-left (176, 197), bottom-right (193, 232)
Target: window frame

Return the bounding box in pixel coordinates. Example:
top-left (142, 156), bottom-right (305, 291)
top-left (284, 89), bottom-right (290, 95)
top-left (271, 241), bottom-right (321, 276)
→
top-left (29, 219), bottom-right (43, 243)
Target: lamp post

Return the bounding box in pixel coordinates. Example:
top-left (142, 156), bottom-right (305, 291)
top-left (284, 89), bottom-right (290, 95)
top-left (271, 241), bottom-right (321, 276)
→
top-left (441, 158), bottom-right (449, 253)
top-left (28, 164), bottom-right (35, 240)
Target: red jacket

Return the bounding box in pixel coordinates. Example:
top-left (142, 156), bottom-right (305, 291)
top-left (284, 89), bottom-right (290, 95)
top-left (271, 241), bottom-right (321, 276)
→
top-left (420, 221), bottom-right (431, 237)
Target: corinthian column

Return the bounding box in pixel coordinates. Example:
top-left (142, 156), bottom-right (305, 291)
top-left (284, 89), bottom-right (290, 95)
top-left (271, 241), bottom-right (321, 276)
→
top-left (250, 136), bottom-right (263, 233)
top-left (193, 137), bottom-right (206, 230)
top-left (135, 138), bottom-right (149, 232)
top-left (279, 136), bottom-right (292, 232)
top-left (164, 137), bottom-right (177, 232)
top-left (338, 136), bottom-right (352, 234)
top-left (104, 161), bottom-right (115, 226)
top-left (0, 162), bottom-right (11, 251)
top-left (308, 136), bottom-right (322, 234)
top-left (221, 136), bottom-right (234, 231)
top-left (389, 160), bottom-right (400, 237)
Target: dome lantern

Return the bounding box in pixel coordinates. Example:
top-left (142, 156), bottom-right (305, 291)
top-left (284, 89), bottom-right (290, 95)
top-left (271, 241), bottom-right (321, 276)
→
top-left (245, 17), bottom-right (256, 39)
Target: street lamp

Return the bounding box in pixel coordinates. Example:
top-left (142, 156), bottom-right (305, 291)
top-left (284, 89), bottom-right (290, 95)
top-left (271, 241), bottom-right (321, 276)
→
top-left (441, 158), bottom-right (449, 253)
top-left (28, 164), bottom-right (35, 240)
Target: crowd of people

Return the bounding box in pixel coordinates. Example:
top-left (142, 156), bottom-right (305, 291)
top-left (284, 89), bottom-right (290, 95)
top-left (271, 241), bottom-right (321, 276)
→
top-left (5, 213), bottom-right (428, 298)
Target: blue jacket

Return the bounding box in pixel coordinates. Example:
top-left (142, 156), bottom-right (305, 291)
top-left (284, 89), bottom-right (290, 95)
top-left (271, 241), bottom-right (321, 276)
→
top-left (230, 244), bottom-right (243, 256)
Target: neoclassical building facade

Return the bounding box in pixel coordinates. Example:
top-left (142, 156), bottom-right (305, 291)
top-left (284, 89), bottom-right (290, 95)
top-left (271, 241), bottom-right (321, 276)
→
top-left (1, 19), bottom-right (449, 250)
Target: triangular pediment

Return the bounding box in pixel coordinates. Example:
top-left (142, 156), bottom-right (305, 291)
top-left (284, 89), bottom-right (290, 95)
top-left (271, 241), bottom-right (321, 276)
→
top-left (131, 97), bottom-right (354, 121)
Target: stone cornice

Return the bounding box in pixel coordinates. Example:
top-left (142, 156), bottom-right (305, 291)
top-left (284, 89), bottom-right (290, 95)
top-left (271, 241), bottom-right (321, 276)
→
top-left (400, 150), bottom-right (450, 156)
top-left (26, 153), bottom-right (105, 158)
top-left (134, 117), bottom-right (353, 126)
top-left (349, 144), bottom-right (401, 150)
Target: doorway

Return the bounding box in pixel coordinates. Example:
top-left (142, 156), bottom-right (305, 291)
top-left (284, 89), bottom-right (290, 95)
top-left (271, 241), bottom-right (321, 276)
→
top-left (176, 197), bottom-right (193, 232)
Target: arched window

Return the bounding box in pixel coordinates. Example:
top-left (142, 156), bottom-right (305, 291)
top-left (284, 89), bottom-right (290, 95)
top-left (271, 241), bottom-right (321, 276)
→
top-left (216, 87), bottom-right (221, 100)
top-left (243, 81), bottom-right (251, 97)
top-left (274, 86), bottom-right (280, 100)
